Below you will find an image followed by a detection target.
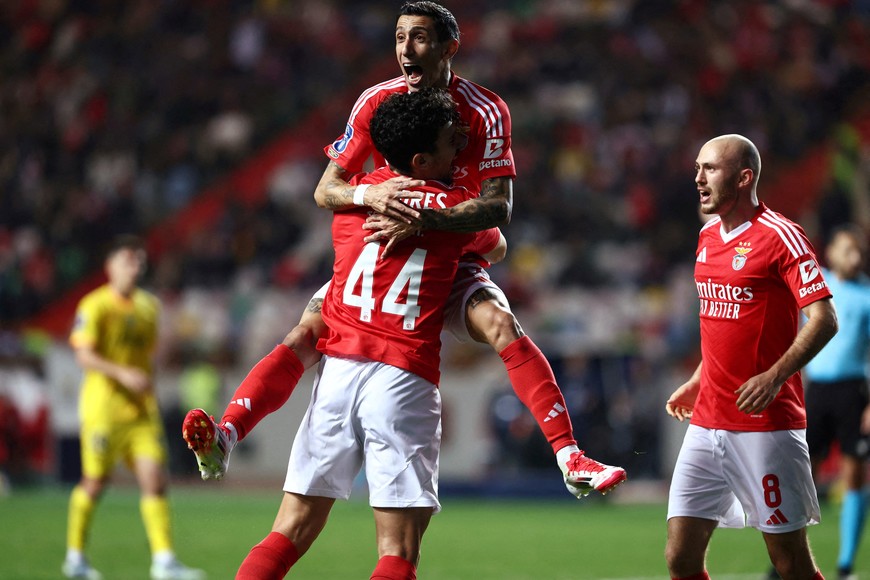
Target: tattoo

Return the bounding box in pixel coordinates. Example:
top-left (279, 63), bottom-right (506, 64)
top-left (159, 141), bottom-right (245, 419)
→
top-left (321, 162), bottom-right (354, 209)
top-left (418, 177), bottom-right (513, 232)
top-left (467, 288), bottom-right (500, 309)
top-left (306, 297), bottom-right (324, 314)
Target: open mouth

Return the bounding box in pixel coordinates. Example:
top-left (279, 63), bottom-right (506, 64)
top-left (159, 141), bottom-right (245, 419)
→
top-left (403, 63), bottom-right (424, 85)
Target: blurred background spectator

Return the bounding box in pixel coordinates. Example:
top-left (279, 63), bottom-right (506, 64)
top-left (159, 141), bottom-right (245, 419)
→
top-left (1, 0), bottom-right (868, 490)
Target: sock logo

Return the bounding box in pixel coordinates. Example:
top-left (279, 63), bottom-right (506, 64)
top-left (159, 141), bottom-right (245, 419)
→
top-left (544, 402), bottom-right (566, 423)
top-left (231, 398), bottom-right (252, 411)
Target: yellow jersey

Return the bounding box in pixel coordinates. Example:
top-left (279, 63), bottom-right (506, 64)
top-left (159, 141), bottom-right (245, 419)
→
top-left (70, 284), bottom-right (161, 426)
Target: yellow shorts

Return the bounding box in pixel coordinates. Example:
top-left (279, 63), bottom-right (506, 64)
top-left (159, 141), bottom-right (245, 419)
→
top-left (80, 417), bottom-right (167, 479)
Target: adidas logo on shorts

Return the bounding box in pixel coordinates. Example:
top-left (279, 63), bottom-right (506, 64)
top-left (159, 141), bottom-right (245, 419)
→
top-left (765, 509), bottom-right (789, 525)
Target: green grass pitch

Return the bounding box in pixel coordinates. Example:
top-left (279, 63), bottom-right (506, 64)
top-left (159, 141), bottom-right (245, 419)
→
top-left (0, 485), bottom-right (864, 579)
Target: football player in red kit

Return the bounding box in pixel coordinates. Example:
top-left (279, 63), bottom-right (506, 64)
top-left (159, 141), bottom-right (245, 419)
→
top-left (664, 134), bottom-right (838, 580)
top-left (184, 1), bottom-right (625, 499)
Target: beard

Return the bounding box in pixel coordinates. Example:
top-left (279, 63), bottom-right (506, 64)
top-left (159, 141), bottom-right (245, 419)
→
top-left (700, 181), bottom-right (739, 216)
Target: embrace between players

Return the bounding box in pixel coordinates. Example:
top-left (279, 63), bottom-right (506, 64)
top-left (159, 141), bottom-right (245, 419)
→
top-left (184, 2), bottom-right (842, 580)
top-left (183, 2), bottom-right (624, 578)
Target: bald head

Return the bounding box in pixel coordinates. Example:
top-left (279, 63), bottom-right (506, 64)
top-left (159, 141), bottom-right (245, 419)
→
top-left (705, 134), bottom-right (761, 189)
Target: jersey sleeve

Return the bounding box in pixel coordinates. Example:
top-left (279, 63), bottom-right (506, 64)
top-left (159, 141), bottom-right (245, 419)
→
top-left (324, 89), bottom-right (384, 175)
top-left (470, 92), bottom-right (516, 183)
top-left (70, 293), bottom-right (100, 349)
top-left (776, 224), bottom-right (833, 308)
top-left (462, 227), bottom-right (501, 259)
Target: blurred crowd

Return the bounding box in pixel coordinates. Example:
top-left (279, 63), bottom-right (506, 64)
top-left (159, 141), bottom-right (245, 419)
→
top-left (1, 0), bottom-right (869, 482)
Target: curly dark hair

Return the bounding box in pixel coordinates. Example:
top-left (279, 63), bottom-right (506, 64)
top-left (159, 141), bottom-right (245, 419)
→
top-left (398, 1), bottom-right (460, 42)
top-left (370, 88), bottom-right (458, 175)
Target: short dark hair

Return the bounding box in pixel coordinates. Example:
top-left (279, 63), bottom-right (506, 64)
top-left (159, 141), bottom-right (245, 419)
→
top-left (370, 88), bottom-right (458, 175)
top-left (106, 234), bottom-right (145, 257)
top-left (399, 1), bottom-right (460, 42)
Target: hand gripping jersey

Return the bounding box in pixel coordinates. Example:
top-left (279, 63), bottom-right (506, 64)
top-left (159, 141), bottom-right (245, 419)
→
top-left (325, 73), bottom-right (516, 192)
top-left (691, 203), bottom-right (832, 431)
top-left (319, 167), bottom-right (500, 385)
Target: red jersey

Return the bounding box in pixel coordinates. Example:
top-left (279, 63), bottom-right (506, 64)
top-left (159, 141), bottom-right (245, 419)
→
top-left (325, 73), bottom-right (516, 192)
top-left (691, 203), bottom-right (832, 431)
top-left (319, 167), bottom-right (499, 385)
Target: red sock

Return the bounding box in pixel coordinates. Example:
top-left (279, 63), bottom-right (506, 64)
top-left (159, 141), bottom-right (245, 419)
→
top-left (221, 345), bottom-right (305, 441)
top-left (236, 532), bottom-right (300, 580)
top-left (672, 573), bottom-right (710, 580)
top-left (370, 555), bottom-right (416, 580)
top-left (499, 336), bottom-right (576, 453)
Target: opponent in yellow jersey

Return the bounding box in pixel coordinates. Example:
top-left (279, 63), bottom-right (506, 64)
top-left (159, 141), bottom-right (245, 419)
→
top-left (71, 283), bottom-right (161, 439)
top-left (63, 235), bottom-right (204, 580)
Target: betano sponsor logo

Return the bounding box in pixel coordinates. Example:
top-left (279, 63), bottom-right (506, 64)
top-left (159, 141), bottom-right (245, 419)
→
top-left (479, 158), bottom-right (512, 171)
top-left (799, 280), bottom-right (827, 298)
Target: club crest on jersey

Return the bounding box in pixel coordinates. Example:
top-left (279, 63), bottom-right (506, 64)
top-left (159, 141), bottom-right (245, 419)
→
top-left (731, 243), bottom-right (752, 271)
top-left (331, 124), bottom-right (354, 155)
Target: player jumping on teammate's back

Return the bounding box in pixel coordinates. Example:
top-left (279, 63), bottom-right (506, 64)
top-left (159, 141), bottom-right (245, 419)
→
top-left (183, 0), bottom-right (626, 501)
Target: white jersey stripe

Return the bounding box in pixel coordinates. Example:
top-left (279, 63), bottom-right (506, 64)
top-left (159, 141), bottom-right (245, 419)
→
top-left (461, 79), bottom-right (504, 136)
top-left (349, 77), bottom-right (406, 124)
top-left (456, 81), bottom-right (501, 138)
top-left (465, 81), bottom-right (504, 137)
top-left (455, 83), bottom-right (497, 137)
top-left (700, 216), bottom-right (720, 232)
top-left (762, 210), bottom-right (809, 255)
top-left (758, 215), bottom-right (800, 258)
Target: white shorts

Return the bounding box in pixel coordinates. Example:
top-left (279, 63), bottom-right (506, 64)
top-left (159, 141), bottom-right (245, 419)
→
top-left (284, 355), bottom-right (442, 512)
top-left (667, 425), bottom-right (820, 533)
top-left (443, 262), bottom-right (506, 343)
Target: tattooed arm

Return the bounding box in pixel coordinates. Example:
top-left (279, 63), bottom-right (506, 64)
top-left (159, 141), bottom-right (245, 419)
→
top-left (313, 161), bottom-right (425, 223)
top-left (417, 176), bottom-right (513, 233)
top-left (362, 176), bottom-right (513, 249)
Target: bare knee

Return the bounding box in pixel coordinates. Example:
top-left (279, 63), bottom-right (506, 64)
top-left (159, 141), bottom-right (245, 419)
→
top-left (466, 297), bottom-right (523, 352)
top-left (764, 529), bottom-right (817, 580)
top-left (79, 476), bottom-right (108, 500)
top-left (374, 507), bottom-right (432, 566)
top-left (282, 323), bottom-right (322, 369)
top-left (271, 493), bottom-right (334, 557)
top-left (665, 517), bottom-right (714, 578)
top-left (665, 539), bottom-right (703, 578)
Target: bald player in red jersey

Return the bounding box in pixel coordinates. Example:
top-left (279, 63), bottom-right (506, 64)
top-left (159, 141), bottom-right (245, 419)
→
top-left (664, 135), bottom-right (838, 580)
top-left (184, 1), bottom-right (625, 498)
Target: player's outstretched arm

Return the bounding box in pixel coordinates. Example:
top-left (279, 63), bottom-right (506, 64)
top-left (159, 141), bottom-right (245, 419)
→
top-left (313, 161), bottom-right (425, 223)
top-left (736, 297), bottom-right (838, 414)
top-left (665, 362), bottom-right (702, 421)
top-left (417, 176), bottom-right (513, 233)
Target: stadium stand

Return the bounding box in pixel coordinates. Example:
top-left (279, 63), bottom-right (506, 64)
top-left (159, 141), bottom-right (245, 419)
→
top-left (1, 0), bottom-right (868, 483)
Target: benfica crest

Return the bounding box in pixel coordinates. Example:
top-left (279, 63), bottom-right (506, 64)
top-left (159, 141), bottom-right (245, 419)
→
top-left (732, 245), bottom-right (752, 270)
